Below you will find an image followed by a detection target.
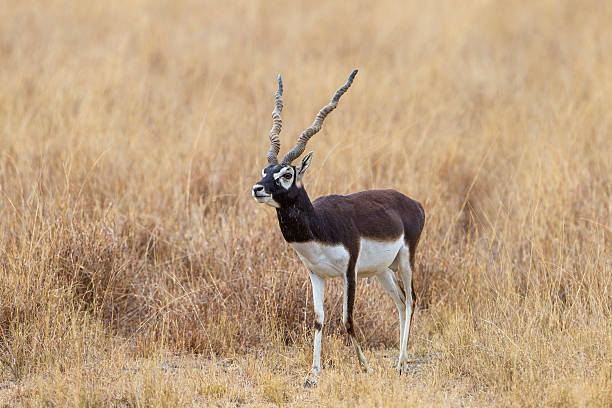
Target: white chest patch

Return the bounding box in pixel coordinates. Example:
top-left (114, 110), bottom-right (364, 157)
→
top-left (290, 235), bottom-right (404, 279)
top-left (290, 241), bottom-right (349, 278)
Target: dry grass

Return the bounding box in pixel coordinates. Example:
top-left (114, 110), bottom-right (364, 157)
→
top-left (1, 0), bottom-right (611, 406)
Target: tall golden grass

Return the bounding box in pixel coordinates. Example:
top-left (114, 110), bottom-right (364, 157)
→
top-left (1, 0), bottom-right (610, 406)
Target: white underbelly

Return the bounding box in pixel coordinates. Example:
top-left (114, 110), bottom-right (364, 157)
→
top-left (356, 235), bottom-right (404, 276)
top-left (290, 235), bottom-right (404, 279)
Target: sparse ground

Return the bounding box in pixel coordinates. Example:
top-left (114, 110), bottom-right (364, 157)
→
top-left (1, 327), bottom-right (610, 407)
top-left (0, 344), bottom-right (480, 407)
top-left (0, 345), bottom-right (496, 407)
top-left (1, 0), bottom-right (611, 407)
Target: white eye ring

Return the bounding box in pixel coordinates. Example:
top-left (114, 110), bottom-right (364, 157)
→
top-left (261, 169), bottom-right (266, 176)
top-left (282, 173), bottom-right (292, 180)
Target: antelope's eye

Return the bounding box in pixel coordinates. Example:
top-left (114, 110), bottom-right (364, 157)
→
top-left (283, 173), bottom-right (292, 180)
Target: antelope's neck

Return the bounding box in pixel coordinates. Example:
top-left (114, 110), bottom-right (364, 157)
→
top-left (275, 188), bottom-right (319, 243)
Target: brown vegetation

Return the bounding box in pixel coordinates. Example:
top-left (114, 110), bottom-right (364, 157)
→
top-left (1, 0), bottom-right (610, 406)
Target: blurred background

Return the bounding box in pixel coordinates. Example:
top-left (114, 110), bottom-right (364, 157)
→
top-left (1, 0), bottom-right (610, 405)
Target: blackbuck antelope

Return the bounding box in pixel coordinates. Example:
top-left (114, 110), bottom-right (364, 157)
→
top-left (252, 70), bottom-right (425, 386)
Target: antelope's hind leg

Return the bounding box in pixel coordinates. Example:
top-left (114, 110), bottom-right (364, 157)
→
top-left (396, 245), bottom-right (415, 372)
top-left (376, 268), bottom-right (407, 368)
top-left (304, 271), bottom-right (325, 387)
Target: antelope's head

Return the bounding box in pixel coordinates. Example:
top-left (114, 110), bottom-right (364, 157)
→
top-left (252, 70), bottom-right (357, 208)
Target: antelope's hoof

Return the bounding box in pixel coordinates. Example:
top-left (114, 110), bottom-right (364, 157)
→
top-left (397, 361), bottom-right (410, 375)
top-left (303, 371), bottom-right (318, 388)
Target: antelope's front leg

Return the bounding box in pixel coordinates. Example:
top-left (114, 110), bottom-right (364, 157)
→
top-left (304, 271), bottom-right (325, 387)
top-left (343, 263), bottom-right (371, 372)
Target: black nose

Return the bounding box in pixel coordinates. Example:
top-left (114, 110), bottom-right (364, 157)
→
top-left (253, 185), bottom-right (264, 193)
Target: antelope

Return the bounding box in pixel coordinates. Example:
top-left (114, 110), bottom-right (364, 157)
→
top-left (252, 70), bottom-right (425, 386)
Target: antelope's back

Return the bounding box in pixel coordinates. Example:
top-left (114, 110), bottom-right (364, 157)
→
top-left (313, 189), bottom-right (424, 247)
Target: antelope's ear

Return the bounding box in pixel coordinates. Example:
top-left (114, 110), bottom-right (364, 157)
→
top-left (296, 151), bottom-right (313, 178)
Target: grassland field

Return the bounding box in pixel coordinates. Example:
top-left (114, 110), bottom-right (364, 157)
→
top-left (0, 0), bottom-right (611, 406)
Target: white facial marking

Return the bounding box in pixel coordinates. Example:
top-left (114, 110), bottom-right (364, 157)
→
top-left (252, 184), bottom-right (265, 200)
top-left (252, 183), bottom-right (280, 208)
top-left (265, 198), bottom-right (281, 208)
top-left (273, 166), bottom-right (294, 190)
top-left (272, 167), bottom-right (290, 179)
top-left (261, 168), bottom-right (266, 177)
